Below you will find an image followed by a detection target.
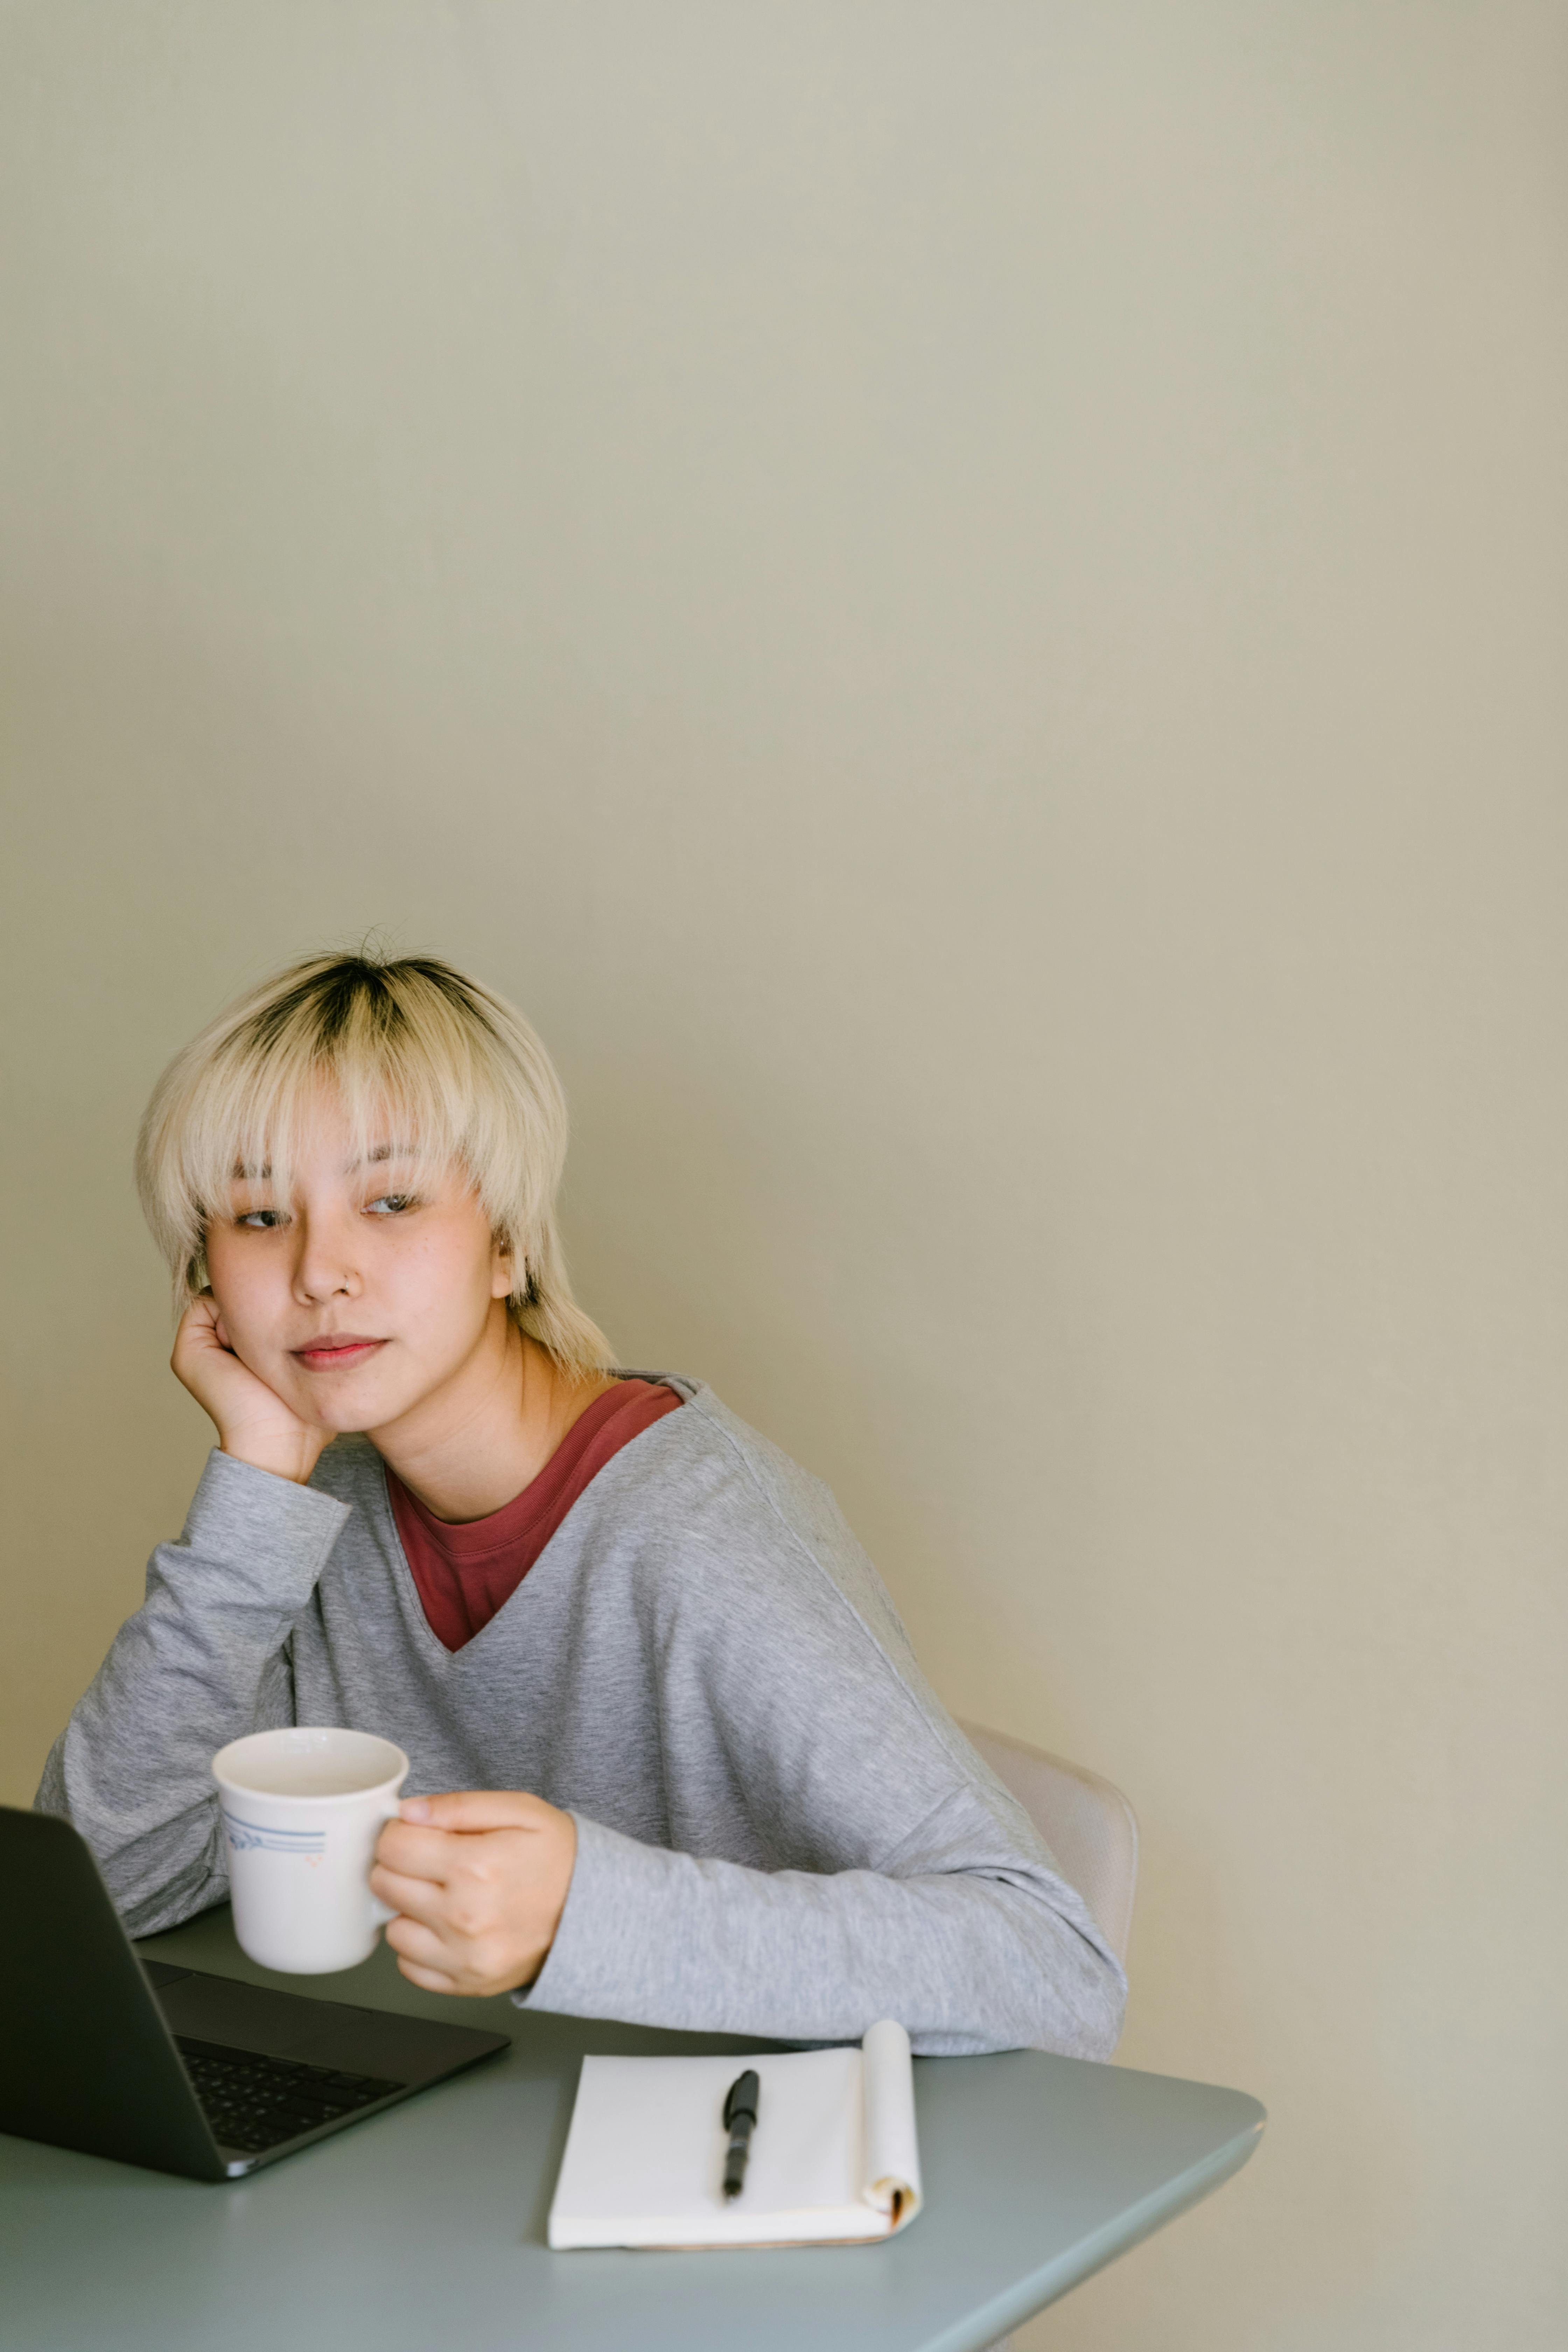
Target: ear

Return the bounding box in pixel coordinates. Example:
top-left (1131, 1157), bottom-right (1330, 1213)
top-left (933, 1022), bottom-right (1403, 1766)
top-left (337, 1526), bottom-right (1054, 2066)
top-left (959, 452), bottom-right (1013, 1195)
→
top-left (490, 1231), bottom-right (515, 1301)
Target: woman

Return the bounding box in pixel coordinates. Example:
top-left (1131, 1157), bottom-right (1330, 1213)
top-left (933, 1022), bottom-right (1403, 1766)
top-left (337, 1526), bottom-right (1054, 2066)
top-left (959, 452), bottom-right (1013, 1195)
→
top-left (38, 951), bottom-right (1125, 2057)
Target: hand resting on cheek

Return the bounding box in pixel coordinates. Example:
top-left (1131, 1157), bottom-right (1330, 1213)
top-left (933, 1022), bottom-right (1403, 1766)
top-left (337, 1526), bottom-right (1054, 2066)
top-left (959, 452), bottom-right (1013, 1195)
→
top-left (371, 1792), bottom-right (579, 1997)
top-left (172, 1293), bottom-right (330, 1487)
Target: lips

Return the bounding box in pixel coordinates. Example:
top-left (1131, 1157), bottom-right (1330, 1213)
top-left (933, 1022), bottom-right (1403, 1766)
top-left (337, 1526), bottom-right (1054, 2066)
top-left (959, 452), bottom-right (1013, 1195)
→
top-left (291, 1335), bottom-right (387, 1371)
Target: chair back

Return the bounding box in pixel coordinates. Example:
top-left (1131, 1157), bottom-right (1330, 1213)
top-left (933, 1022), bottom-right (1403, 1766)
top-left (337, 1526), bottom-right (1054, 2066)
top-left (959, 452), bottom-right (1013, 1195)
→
top-left (959, 1721), bottom-right (1138, 1966)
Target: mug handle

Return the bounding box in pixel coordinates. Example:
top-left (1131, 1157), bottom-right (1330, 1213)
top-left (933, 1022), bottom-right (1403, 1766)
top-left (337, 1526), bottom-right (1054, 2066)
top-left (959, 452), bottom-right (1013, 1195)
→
top-left (369, 1790), bottom-right (406, 1927)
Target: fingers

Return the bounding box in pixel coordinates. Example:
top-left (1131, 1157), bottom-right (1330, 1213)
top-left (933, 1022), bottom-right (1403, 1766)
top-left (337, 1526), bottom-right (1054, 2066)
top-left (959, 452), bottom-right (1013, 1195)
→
top-left (384, 1913), bottom-right (469, 1995)
top-left (373, 1817), bottom-right (567, 1916)
top-left (369, 1860), bottom-right (448, 1923)
top-left (396, 1789), bottom-right (552, 1833)
top-left (172, 1296), bottom-right (225, 1364)
top-left (393, 1955), bottom-right (460, 1994)
top-left (383, 1911), bottom-right (453, 1972)
top-left (382, 1901), bottom-right (513, 1998)
top-left (374, 1819), bottom-right (464, 1885)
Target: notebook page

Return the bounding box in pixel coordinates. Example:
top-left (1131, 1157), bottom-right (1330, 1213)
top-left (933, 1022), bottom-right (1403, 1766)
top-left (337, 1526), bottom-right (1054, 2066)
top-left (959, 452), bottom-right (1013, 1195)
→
top-left (549, 2044), bottom-right (880, 2249)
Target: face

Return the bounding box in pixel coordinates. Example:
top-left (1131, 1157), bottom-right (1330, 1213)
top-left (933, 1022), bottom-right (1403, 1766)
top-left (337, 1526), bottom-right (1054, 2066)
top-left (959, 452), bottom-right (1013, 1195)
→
top-left (203, 1092), bottom-right (512, 1440)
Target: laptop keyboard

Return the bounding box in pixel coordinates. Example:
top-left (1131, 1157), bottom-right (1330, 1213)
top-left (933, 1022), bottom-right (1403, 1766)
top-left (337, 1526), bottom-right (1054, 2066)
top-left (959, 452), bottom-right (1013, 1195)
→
top-left (175, 2035), bottom-right (405, 2154)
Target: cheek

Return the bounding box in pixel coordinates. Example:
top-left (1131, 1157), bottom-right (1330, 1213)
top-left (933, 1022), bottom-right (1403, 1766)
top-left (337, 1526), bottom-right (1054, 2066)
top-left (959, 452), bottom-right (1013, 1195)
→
top-left (203, 1234), bottom-right (285, 1342)
top-left (202, 1227), bottom-right (239, 1303)
top-left (384, 1222), bottom-right (498, 1331)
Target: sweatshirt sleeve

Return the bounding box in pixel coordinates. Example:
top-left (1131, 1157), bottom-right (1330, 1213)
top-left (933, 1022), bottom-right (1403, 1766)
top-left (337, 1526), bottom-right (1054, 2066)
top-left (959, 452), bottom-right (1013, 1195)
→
top-left (516, 1449), bottom-right (1128, 2059)
top-left (520, 1794), bottom-right (1127, 2059)
top-left (33, 1449), bottom-right (351, 1936)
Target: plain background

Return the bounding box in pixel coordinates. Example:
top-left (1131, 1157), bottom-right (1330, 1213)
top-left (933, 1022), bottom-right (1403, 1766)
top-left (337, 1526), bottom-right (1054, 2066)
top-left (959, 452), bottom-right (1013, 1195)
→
top-left (2, 5), bottom-right (1565, 2346)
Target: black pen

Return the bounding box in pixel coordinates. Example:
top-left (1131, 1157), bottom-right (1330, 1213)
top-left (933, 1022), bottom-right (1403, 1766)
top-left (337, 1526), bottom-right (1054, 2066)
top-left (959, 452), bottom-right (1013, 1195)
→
top-left (721, 2068), bottom-right (761, 2199)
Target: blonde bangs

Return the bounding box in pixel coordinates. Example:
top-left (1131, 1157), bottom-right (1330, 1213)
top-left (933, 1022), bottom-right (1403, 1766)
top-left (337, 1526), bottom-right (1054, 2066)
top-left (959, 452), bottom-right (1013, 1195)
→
top-left (135, 953), bottom-right (616, 1379)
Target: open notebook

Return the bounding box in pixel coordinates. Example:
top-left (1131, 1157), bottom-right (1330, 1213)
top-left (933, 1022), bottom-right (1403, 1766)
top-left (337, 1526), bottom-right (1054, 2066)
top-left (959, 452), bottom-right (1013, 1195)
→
top-left (548, 2019), bottom-right (923, 2249)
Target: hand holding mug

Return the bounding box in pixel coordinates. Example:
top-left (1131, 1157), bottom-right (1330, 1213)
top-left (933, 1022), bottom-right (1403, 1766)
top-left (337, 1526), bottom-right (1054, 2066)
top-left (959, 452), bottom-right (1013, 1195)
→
top-left (372, 1792), bottom-right (578, 1997)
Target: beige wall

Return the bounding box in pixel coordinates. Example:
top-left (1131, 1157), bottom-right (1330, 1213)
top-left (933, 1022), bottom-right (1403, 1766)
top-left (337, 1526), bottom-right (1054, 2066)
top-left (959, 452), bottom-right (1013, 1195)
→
top-left (4, 5), bottom-right (1565, 2344)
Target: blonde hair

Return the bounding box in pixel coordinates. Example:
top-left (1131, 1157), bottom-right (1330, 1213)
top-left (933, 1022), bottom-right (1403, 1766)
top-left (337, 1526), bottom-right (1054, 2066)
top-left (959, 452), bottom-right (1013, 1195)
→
top-left (135, 951), bottom-right (616, 1379)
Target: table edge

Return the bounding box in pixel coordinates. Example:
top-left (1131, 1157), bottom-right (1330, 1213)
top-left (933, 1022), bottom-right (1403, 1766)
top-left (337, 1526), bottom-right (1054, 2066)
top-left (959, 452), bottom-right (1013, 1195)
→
top-left (920, 2098), bottom-right (1267, 2352)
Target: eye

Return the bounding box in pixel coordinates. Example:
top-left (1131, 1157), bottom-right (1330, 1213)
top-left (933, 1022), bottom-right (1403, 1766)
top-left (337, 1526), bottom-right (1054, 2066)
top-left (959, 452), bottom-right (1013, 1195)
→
top-left (366, 1193), bottom-right (416, 1217)
top-left (236, 1208), bottom-right (286, 1230)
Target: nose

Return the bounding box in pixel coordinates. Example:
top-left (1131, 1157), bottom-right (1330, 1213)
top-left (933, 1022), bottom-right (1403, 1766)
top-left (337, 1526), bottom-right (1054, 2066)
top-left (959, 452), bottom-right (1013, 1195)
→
top-left (289, 1207), bottom-right (363, 1306)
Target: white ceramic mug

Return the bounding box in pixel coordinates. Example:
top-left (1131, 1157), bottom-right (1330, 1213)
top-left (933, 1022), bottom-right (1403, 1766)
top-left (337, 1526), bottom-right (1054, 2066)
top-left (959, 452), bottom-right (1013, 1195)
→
top-left (212, 1726), bottom-right (410, 1975)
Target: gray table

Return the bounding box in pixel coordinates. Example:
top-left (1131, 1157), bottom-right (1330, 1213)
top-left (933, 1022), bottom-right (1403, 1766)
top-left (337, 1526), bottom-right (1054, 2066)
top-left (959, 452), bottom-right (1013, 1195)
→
top-left (0, 1909), bottom-right (1263, 2352)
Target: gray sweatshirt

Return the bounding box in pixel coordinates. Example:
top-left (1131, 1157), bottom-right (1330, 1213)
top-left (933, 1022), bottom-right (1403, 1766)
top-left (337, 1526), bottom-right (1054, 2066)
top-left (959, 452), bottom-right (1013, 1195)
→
top-left (36, 1377), bottom-right (1126, 2059)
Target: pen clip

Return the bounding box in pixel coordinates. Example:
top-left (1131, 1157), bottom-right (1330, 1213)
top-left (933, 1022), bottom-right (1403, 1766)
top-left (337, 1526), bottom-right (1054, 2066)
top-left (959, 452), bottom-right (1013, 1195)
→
top-left (723, 2069), bottom-right (760, 2130)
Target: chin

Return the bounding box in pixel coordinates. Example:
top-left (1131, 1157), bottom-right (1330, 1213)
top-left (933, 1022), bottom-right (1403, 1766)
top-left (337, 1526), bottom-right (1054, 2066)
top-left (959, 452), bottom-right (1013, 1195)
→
top-left (317, 1381), bottom-right (428, 1438)
top-left (316, 1404), bottom-right (394, 1438)
top-left (287, 1381), bottom-right (397, 1438)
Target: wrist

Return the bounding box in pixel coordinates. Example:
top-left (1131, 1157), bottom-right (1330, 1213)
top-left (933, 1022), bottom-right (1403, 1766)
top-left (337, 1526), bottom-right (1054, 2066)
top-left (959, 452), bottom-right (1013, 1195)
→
top-left (218, 1429), bottom-right (327, 1485)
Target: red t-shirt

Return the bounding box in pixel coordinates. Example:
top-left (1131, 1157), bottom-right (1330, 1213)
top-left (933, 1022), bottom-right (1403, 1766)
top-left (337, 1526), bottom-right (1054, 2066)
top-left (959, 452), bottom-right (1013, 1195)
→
top-left (385, 1378), bottom-right (683, 1653)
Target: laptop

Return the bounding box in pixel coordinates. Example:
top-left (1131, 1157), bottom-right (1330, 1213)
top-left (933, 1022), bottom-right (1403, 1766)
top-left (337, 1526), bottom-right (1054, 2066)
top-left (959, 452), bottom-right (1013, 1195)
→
top-left (0, 1805), bottom-right (510, 2180)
